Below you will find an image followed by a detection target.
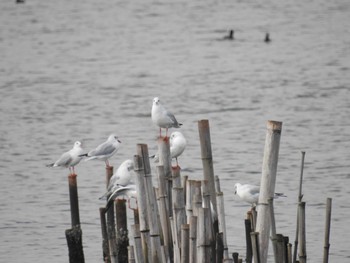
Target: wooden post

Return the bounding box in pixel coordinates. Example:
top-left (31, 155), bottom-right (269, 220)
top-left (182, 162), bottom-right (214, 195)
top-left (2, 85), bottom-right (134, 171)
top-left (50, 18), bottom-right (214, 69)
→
top-left (323, 198), bottom-right (332, 263)
top-left (172, 186), bottom-right (186, 256)
top-left (276, 234), bottom-right (285, 263)
top-left (157, 137), bottom-right (173, 217)
top-left (198, 120), bottom-right (217, 214)
top-left (216, 232), bottom-right (224, 263)
top-left (137, 144), bottom-right (163, 263)
top-left (293, 151), bottom-right (306, 263)
top-left (116, 199), bottom-right (129, 263)
top-left (100, 207), bottom-right (110, 262)
top-left (65, 173), bottom-right (85, 263)
top-left (189, 216), bottom-right (197, 263)
top-left (232, 252), bottom-right (239, 263)
top-left (244, 219), bottom-right (253, 263)
top-left (298, 202), bottom-right (307, 263)
top-left (186, 180), bottom-right (195, 223)
top-left (181, 224), bottom-right (190, 263)
top-left (256, 120), bottom-right (282, 263)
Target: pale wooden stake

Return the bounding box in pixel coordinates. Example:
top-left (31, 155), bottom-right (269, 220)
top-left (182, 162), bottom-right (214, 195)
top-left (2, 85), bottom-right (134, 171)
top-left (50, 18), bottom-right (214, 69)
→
top-left (323, 198), bottom-right (332, 263)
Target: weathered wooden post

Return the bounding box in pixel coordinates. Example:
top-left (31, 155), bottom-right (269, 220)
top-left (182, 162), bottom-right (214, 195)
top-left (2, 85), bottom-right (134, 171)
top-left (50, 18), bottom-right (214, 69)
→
top-left (128, 245), bottom-right (136, 263)
top-left (298, 202), bottom-right (307, 263)
top-left (250, 232), bottom-right (260, 263)
top-left (197, 207), bottom-right (212, 263)
top-left (323, 198), bottom-right (332, 263)
top-left (198, 120), bottom-right (217, 214)
top-left (293, 151), bottom-right (306, 263)
top-left (115, 199), bottom-right (129, 263)
top-left (244, 218), bottom-right (253, 263)
top-left (131, 224), bottom-right (144, 263)
top-left (99, 207), bottom-right (110, 262)
top-left (65, 173), bottom-right (85, 263)
top-left (268, 198), bottom-right (278, 263)
top-left (181, 224), bottom-right (190, 263)
top-left (255, 120), bottom-right (282, 263)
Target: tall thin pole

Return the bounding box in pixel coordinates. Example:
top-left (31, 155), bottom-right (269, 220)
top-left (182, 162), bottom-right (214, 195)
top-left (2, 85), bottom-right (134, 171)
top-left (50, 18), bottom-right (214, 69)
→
top-left (323, 198), bottom-right (332, 263)
top-left (255, 120), bottom-right (282, 263)
top-left (293, 151), bottom-right (306, 263)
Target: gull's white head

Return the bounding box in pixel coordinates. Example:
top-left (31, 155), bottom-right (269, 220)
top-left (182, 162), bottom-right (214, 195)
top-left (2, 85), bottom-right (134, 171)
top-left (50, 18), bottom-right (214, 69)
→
top-left (108, 134), bottom-right (121, 143)
top-left (234, 183), bottom-right (240, 195)
top-left (74, 141), bottom-right (82, 148)
top-left (153, 97), bottom-right (160, 105)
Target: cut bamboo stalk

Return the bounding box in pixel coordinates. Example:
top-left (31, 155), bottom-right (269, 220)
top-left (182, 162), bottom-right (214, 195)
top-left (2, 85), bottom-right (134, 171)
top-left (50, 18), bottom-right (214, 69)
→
top-left (128, 245), bottom-right (136, 263)
top-left (323, 198), bottom-right (332, 263)
top-left (287, 243), bottom-right (293, 263)
top-left (172, 165), bottom-right (182, 188)
top-left (197, 207), bottom-right (212, 263)
top-left (256, 120), bottom-right (282, 263)
top-left (216, 232), bottom-right (224, 263)
top-left (198, 120), bottom-right (217, 214)
top-left (268, 198), bottom-right (278, 263)
top-left (181, 224), bottom-right (190, 263)
top-left (298, 202), bottom-right (307, 263)
top-left (172, 187), bottom-right (186, 254)
top-left (293, 151), bottom-right (306, 263)
top-left (250, 232), bottom-right (260, 263)
top-left (192, 182), bottom-right (202, 217)
top-left (131, 224), bottom-right (144, 263)
top-left (157, 136), bottom-right (173, 217)
top-left (189, 216), bottom-right (197, 263)
top-left (186, 180), bottom-right (195, 223)
top-left (244, 218), bottom-right (253, 263)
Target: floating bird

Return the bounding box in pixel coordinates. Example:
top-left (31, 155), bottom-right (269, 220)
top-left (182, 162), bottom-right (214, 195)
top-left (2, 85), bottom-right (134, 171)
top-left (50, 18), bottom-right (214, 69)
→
top-left (47, 141), bottom-right (84, 175)
top-left (100, 159), bottom-right (134, 200)
top-left (234, 183), bottom-right (286, 206)
top-left (81, 134), bottom-right (121, 167)
top-left (105, 184), bottom-right (137, 211)
top-left (151, 97), bottom-right (182, 138)
top-left (264, 33), bottom-right (271, 43)
top-left (223, 29), bottom-right (234, 40)
top-left (150, 131), bottom-right (187, 167)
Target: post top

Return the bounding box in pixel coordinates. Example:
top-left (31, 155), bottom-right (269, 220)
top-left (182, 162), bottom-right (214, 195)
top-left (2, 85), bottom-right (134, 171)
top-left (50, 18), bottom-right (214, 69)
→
top-left (267, 120), bottom-right (282, 131)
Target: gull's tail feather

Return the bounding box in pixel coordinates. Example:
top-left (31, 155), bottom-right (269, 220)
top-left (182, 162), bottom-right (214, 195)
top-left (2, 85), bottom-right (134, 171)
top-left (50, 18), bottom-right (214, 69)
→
top-left (46, 163), bottom-right (54, 167)
top-left (79, 153), bottom-right (88, 157)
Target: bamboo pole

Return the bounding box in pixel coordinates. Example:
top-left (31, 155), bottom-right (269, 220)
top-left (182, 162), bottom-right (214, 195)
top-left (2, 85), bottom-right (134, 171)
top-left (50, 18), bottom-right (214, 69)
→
top-left (215, 175), bottom-right (230, 260)
top-left (137, 144), bottom-right (163, 263)
top-left (131, 224), bottom-right (144, 263)
top-left (65, 173), bottom-right (85, 263)
top-left (256, 120), bottom-right (282, 263)
top-left (105, 166), bottom-right (117, 263)
top-left (293, 151), bottom-right (306, 263)
top-left (216, 232), bottom-right (224, 263)
top-left (298, 202), bottom-right (307, 263)
top-left (128, 245), bottom-right (136, 263)
top-left (268, 198), bottom-right (278, 263)
top-left (186, 180), bottom-right (195, 224)
top-left (250, 232), bottom-right (260, 263)
top-left (181, 224), bottom-right (190, 263)
top-left (287, 243), bottom-right (292, 263)
top-left (173, 186), bottom-right (186, 256)
top-left (172, 165), bottom-right (182, 188)
top-left (156, 165), bottom-right (173, 261)
top-left (323, 198), bottom-right (332, 263)
top-left (115, 199), bottom-right (129, 263)
top-left (157, 137), bottom-right (173, 217)
top-left (189, 216), bottom-right (197, 263)
top-left (198, 120), bottom-right (217, 214)
top-left (197, 207), bottom-right (212, 263)
top-left (276, 234), bottom-right (285, 263)
top-left (133, 155), bottom-right (150, 263)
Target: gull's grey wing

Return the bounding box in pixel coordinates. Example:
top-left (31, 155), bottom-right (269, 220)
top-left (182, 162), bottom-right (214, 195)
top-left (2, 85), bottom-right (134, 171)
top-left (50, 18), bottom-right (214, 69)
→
top-left (55, 152), bottom-right (73, 167)
top-left (89, 142), bottom-right (116, 157)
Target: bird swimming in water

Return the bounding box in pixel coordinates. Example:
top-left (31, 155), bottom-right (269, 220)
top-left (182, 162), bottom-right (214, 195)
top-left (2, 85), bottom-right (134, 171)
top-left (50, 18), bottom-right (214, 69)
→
top-left (264, 33), bottom-right (271, 43)
top-left (223, 30), bottom-right (234, 40)
top-left (151, 97), bottom-right (182, 138)
top-left (47, 141), bottom-right (84, 175)
top-left (80, 134), bottom-right (121, 168)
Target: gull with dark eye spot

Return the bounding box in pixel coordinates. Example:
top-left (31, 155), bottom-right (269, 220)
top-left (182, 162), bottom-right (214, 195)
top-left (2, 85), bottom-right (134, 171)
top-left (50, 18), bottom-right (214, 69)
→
top-left (47, 141), bottom-right (84, 175)
top-left (80, 134), bottom-right (121, 168)
top-left (151, 97), bottom-right (182, 138)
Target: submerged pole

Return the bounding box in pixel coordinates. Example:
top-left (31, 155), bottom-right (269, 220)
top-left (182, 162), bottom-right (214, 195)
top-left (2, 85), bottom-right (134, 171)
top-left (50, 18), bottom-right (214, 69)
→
top-left (298, 202), bottom-right (307, 263)
top-left (255, 120), bottom-right (282, 263)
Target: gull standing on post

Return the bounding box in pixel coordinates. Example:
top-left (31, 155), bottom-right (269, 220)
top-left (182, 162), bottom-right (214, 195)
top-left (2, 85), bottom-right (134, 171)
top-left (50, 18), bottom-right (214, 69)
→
top-left (234, 183), bottom-right (286, 207)
top-left (169, 131), bottom-right (187, 167)
top-left (151, 97), bottom-right (182, 138)
top-left (47, 141), bottom-right (84, 175)
top-left (81, 134), bottom-right (121, 168)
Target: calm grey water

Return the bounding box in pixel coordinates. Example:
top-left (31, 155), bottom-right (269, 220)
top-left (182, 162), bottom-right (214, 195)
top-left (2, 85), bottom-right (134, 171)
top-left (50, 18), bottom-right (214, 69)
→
top-left (1, 0), bottom-right (350, 262)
